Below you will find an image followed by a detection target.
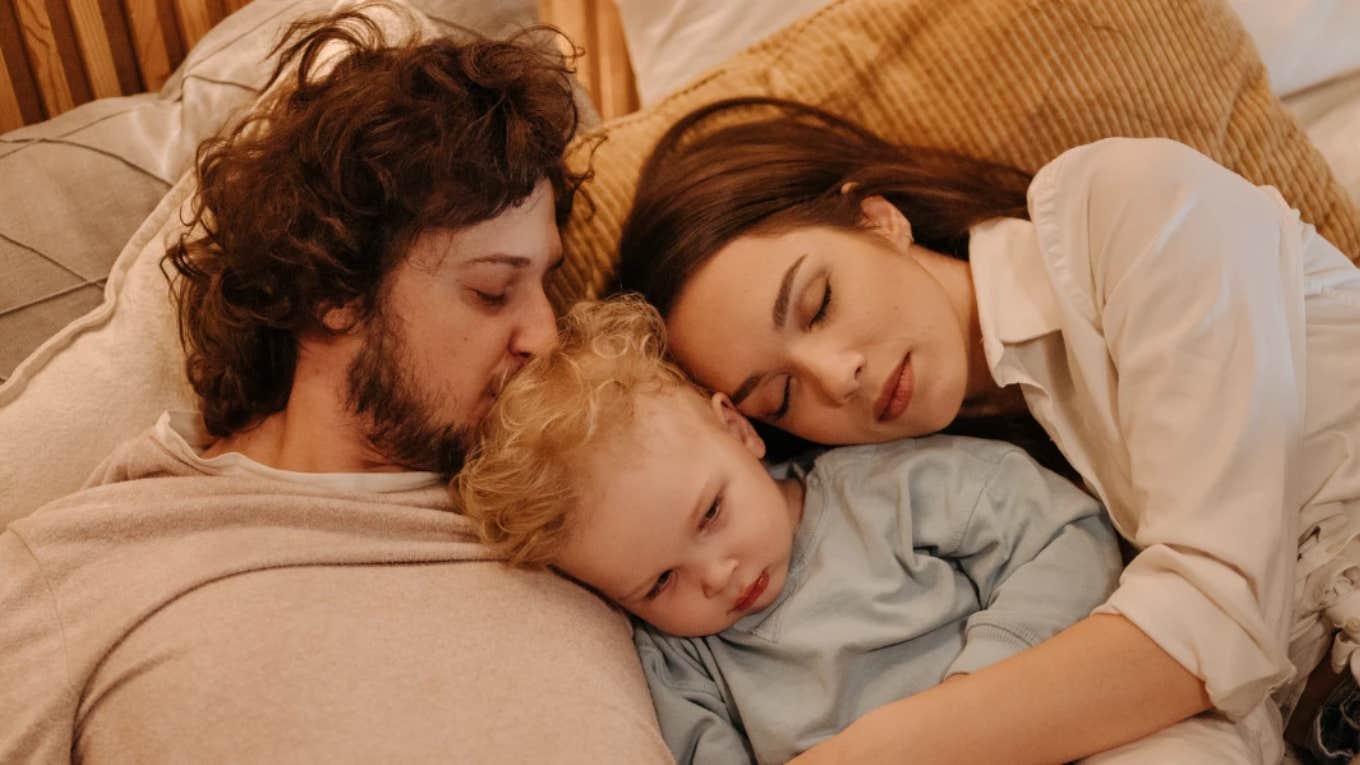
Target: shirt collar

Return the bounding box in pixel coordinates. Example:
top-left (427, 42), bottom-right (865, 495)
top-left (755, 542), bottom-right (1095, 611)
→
top-left (154, 410), bottom-right (444, 493)
top-left (968, 217), bottom-right (1063, 386)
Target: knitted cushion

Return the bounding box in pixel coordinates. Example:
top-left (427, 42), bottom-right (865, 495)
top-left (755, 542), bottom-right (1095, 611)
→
top-left (548, 0), bottom-right (1360, 306)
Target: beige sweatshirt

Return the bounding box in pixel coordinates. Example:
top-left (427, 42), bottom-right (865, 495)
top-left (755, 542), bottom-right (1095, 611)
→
top-left (0, 426), bottom-right (670, 763)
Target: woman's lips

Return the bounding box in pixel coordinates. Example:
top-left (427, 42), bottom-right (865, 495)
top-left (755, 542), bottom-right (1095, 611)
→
top-left (875, 354), bottom-right (914, 422)
top-left (733, 570), bottom-right (769, 612)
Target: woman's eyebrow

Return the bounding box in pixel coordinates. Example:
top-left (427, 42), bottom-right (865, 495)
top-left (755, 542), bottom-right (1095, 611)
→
top-left (731, 254), bottom-right (809, 406)
top-left (772, 254), bottom-right (808, 329)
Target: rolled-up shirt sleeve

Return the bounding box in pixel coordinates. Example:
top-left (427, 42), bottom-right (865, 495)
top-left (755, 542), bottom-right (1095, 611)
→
top-left (1030, 138), bottom-right (1309, 717)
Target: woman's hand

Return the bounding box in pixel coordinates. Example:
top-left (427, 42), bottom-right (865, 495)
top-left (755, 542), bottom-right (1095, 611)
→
top-left (787, 705), bottom-right (894, 765)
top-left (789, 615), bottom-right (1209, 765)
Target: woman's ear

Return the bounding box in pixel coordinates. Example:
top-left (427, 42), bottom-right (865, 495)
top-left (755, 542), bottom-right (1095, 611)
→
top-left (853, 191), bottom-right (914, 252)
top-left (709, 393), bottom-right (767, 460)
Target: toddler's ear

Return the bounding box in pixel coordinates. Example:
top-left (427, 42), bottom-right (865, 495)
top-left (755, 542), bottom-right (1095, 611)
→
top-left (710, 393), bottom-right (766, 460)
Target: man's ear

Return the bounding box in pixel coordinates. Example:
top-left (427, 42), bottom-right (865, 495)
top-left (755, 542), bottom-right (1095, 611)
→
top-left (709, 392), bottom-right (766, 460)
top-left (847, 187), bottom-right (913, 252)
top-left (320, 302), bottom-right (361, 334)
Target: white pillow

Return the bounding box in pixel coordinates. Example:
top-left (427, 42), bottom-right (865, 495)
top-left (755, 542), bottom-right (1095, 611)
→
top-left (0, 0), bottom-right (525, 525)
top-left (1284, 71), bottom-right (1360, 204)
top-left (613, 0), bottom-right (832, 106)
top-left (616, 0), bottom-right (1360, 106)
top-left (1229, 0), bottom-right (1360, 97)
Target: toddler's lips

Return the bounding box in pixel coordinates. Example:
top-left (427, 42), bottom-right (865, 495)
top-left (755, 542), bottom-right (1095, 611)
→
top-left (733, 570), bottom-right (769, 612)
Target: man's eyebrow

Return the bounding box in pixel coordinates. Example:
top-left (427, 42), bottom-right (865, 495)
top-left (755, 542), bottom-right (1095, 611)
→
top-left (730, 254), bottom-right (807, 406)
top-left (466, 254), bottom-right (532, 268)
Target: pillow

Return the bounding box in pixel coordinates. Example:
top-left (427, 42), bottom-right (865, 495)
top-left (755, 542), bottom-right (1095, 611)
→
top-left (613, 0), bottom-right (831, 106)
top-left (0, 0), bottom-right (336, 380)
top-left (547, 0), bottom-right (1360, 308)
top-left (616, 0), bottom-right (1360, 109)
top-left (1286, 71), bottom-right (1360, 205)
top-left (0, 0), bottom-right (539, 524)
top-left (1228, 0), bottom-right (1360, 97)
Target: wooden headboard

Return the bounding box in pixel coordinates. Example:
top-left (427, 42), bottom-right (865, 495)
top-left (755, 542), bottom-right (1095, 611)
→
top-left (0, 0), bottom-right (637, 133)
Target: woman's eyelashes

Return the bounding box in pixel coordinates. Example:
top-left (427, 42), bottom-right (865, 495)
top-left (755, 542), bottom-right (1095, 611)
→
top-left (810, 278), bottom-right (832, 327)
top-left (771, 377), bottom-right (793, 421)
top-left (768, 277), bottom-right (833, 421)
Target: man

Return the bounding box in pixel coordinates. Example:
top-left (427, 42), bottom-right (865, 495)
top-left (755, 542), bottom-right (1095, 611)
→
top-left (0, 8), bottom-right (669, 762)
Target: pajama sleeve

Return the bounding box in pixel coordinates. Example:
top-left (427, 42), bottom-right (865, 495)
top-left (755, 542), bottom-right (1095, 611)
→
top-left (938, 446), bottom-right (1122, 677)
top-left (632, 625), bottom-right (754, 765)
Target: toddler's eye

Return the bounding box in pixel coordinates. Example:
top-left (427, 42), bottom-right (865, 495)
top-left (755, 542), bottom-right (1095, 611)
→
top-left (701, 497), bottom-right (722, 529)
top-left (645, 570), bottom-right (673, 600)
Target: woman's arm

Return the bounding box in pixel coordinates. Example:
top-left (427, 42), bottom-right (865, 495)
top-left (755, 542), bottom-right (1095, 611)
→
top-left (799, 138), bottom-right (1311, 763)
top-left (792, 613), bottom-right (1209, 764)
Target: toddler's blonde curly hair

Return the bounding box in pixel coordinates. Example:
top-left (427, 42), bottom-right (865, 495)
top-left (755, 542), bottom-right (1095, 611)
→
top-left (455, 294), bottom-right (694, 566)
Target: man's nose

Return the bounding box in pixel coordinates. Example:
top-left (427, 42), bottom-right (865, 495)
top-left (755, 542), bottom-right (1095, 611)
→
top-left (509, 288), bottom-right (559, 361)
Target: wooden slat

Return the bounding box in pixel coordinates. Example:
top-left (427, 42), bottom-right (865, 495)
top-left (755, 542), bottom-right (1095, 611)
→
top-left (125, 0), bottom-right (174, 90)
top-left (13, 0), bottom-right (75, 117)
top-left (0, 0), bottom-right (44, 124)
top-left (41, 0), bottom-right (94, 105)
top-left (223, 0), bottom-right (251, 13)
top-left (97, 0), bottom-right (145, 93)
top-left (0, 46), bottom-right (26, 132)
top-left (540, 0), bottom-right (596, 104)
top-left (172, 0), bottom-right (223, 52)
top-left (591, 0), bottom-right (636, 120)
top-left (65, 0), bottom-right (121, 98)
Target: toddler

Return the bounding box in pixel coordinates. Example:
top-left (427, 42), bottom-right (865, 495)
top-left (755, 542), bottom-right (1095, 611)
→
top-left (456, 296), bottom-right (1121, 764)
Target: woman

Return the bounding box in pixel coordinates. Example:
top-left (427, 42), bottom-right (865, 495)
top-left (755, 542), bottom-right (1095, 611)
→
top-left (615, 97), bottom-right (1360, 763)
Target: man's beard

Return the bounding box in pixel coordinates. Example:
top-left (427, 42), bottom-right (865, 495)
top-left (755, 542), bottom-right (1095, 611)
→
top-left (345, 308), bottom-right (473, 476)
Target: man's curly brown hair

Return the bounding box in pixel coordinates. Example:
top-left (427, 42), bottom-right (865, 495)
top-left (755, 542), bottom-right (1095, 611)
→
top-left (165, 4), bottom-right (585, 438)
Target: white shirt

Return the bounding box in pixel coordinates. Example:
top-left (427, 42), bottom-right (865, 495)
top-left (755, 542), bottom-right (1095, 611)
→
top-left (969, 137), bottom-right (1360, 718)
top-left (153, 410), bottom-right (444, 493)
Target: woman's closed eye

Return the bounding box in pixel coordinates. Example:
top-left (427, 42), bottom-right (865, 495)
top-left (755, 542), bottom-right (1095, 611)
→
top-left (766, 277), bottom-right (834, 421)
top-left (809, 277), bottom-right (832, 327)
top-left (769, 376), bottom-right (793, 421)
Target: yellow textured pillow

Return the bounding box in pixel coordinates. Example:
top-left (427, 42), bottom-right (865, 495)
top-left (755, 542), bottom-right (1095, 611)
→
top-left (549, 0), bottom-right (1360, 305)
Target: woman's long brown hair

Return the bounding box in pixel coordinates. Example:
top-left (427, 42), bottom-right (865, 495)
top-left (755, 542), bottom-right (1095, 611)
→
top-left (615, 96), bottom-right (1031, 316)
top-left (615, 97), bottom-right (1074, 477)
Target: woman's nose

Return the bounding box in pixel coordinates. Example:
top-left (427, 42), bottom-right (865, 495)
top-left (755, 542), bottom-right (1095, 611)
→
top-left (795, 345), bottom-right (864, 404)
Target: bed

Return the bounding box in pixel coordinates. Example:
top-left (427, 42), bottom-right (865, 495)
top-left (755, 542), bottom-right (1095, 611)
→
top-left (2, 0), bottom-right (1359, 761)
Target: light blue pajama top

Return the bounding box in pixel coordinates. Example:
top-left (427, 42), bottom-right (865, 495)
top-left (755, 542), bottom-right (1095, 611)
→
top-left (634, 435), bottom-right (1120, 765)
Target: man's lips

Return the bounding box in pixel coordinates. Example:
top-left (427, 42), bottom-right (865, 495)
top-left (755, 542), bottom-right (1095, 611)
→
top-left (732, 570), bottom-right (769, 612)
top-left (875, 354), bottom-right (914, 422)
